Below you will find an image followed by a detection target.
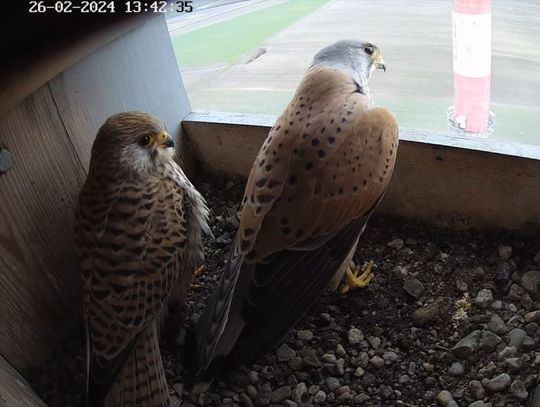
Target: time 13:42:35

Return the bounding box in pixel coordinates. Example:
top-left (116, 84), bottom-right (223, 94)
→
top-left (125, 1), bottom-right (193, 13)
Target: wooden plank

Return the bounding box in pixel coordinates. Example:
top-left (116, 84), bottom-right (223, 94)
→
top-left (0, 86), bottom-right (86, 374)
top-left (0, 14), bottom-right (149, 117)
top-left (183, 113), bottom-right (540, 231)
top-left (0, 356), bottom-right (45, 407)
top-left (49, 15), bottom-right (191, 173)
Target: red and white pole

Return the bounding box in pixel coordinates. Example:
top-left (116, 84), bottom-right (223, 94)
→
top-left (451, 0), bottom-right (493, 134)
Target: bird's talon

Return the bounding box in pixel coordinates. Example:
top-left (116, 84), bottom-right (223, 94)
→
top-left (193, 265), bottom-right (205, 277)
top-left (343, 260), bottom-right (375, 292)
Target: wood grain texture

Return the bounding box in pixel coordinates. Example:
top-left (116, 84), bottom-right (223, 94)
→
top-left (183, 115), bottom-right (540, 231)
top-left (49, 15), bottom-right (191, 172)
top-left (0, 86), bottom-right (86, 374)
top-left (0, 355), bottom-right (45, 407)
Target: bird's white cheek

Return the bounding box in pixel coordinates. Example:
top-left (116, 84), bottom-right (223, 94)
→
top-left (160, 148), bottom-right (174, 160)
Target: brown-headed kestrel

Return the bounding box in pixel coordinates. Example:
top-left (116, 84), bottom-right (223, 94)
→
top-left (76, 112), bottom-right (210, 407)
top-left (188, 40), bottom-right (399, 380)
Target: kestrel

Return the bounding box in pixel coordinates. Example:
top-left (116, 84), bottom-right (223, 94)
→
top-left (76, 112), bottom-right (210, 406)
top-left (188, 40), bottom-right (398, 379)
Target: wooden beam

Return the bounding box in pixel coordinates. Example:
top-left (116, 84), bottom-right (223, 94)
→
top-left (0, 13), bottom-right (149, 117)
top-left (0, 355), bottom-right (45, 407)
top-left (183, 112), bottom-right (540, 231)
top-left (49, 15), bottom-right (191, 173)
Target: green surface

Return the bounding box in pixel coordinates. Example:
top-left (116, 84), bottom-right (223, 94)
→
top-left (190, 88), bottom-right (539, 145)
top-left (171, 0), bottom-right (328, 66)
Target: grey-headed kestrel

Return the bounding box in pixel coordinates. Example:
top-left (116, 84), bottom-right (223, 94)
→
top-left (187, 40), bottom-right (398, 380)
top-left (76, 112), bottom-right (211, 406)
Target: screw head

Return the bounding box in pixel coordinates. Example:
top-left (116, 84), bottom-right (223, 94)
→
top-left (0, 147), bottom-right (12, 174)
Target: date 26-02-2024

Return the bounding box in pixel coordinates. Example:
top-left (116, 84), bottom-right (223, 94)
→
top-left (28, 0), bottom-right (194, 14)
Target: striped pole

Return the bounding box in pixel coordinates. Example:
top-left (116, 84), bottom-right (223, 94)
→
top-left (450, 0), bottom-right (493, 134)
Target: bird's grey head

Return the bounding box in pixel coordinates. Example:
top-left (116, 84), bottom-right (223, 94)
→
top-left (90, 111), bottom-right (175, 176)
top-left (312, 40), bottom-right (386, 96)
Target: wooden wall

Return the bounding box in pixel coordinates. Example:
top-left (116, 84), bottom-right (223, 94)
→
top-left (0, 15), bottom-right (190, 375)
top-left (183, 113), bottom-right (540, 232)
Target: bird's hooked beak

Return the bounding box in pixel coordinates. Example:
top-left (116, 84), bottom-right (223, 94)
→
top-left (155, 131), bottom-right (175, 149)
top-left (375, 56), bottom-right (386, 72)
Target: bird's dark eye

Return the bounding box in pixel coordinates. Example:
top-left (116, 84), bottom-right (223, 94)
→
top-left (364, 45), bottom-right (374, 56)
top-left (138, 135), bottom-right (151, 147)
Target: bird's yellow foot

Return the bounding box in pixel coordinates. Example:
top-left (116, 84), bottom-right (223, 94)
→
top-left (191, 266), bottom-right (205, 288)
top-left (340, 260), bottom-right (375, 294)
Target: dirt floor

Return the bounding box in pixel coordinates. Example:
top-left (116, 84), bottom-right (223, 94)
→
top-left (31, 175), bottom-right (540, 407)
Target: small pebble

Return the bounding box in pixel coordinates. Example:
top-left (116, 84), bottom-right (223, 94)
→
top-left (336, 385), bottom-right (351, 400)
top-left (521, 270), bottom-right (540, 297)
top-left (436, 390), bottom-right (457, 406)
top-left (297, 330), bottom-right (313, 341)
top-left (452, 330), bottom-right (481, 358)
top-left (247, 371), bottom-right (259, 384)
top-left (277, 344), bottom-right (296, 362)
top-left (487, 314), bottom-right (507, 335)
top-left (507, 284), bottom-right (525, 302)
top-left (303, 350), bottom-right (321, 368)
top-left (291, 383), bottom-right (307, 404)
top-left (483, 373), bottom-right (511, 392)
top-left (348, 327), bottom-right (364, 344)
top-left (387, 238), bottom-right (404, 250)
top-left (412, 302), bottom-right (441, 325)
top-left (525, 310), bottom-right (540, 322)
top-left (510, 379), bottom-right (528, 400)
top-left (368, 336), bottom-right (381, 349)
top-left (468, 402), bottom-right (491, 407)
top-left (404, 278), bottom-right (425, 298)
top-left (474, 289), bottom-right (493, 309)
top-left (354, 367), bottom-right (365, 377)
top-left (448, 361), bottom-right (465, 376)
top-left (321, 353), bottom-right (337, 364)
top-left (469, 380), bottom-right (485, 400)
top-left (498, 244), bottom-right (512, 259)
top-left (370, 355), bottom-right (385, 368)
top-left (498, 345), bottom-right (518, 359)
top-left (246, 384), bottom-right (258, 399)
top-left (507, 328), bottom-right (527, 347)
top-left (240, 392), bottom-right (254, 407)
top-left (270, 386), bottom-right (291, 404)
top-left (503, 357), bottom-right (522, 372)
top-left (313, 390), bottom-right (326, 403)
top-left (398, 374), bottom-right (410, 384)
top-left (382, 351), bottom-right (399, 363)
top-left (479, 330), bottom-right (502, 349)
top-left (325, 377), bottom-right (340, 392)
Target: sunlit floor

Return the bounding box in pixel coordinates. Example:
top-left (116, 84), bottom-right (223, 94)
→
top-left (169, 0), bottom-right (540, 146)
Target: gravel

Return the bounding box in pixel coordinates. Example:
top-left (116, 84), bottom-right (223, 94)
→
top-left (30, 175), bottom-right (540, 407)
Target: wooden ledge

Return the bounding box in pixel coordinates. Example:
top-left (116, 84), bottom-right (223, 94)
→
top-left (183, 111), bottom-right (540, 231)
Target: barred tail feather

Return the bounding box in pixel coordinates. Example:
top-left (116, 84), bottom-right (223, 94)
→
top-left (103, 323), bottom-right (170, 407)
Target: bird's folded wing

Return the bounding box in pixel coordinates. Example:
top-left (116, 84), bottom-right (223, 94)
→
top-left (78, 178), bottom-right (188, 399)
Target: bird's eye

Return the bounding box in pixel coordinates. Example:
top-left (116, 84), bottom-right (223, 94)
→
top-left (138, 135), bottom-right (152, 147)
top-left (364, 45), bottom-right (374, 56)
